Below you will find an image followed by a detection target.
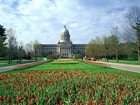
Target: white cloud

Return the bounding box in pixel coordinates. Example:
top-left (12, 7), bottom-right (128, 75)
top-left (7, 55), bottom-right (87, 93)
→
top-left (1, 0), bottom-right (17, 5)
top-left (0, 0), bottom-right (140, 45)
top-left (70, 23), bottom-right (78, 28)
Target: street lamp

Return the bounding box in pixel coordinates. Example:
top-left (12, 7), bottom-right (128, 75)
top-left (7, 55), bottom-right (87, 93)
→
top-left (57, 53), bottom-right (60, 59)
top-left (35, 48), bottom-right (37, 61)
top-left (105, 45), bottom-right (109, 62)
top-left (19, 46), bottom-right (22, 64)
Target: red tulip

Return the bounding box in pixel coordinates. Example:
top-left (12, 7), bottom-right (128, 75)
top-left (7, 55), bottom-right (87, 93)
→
top-left (45, 97), bottom-right (49, 101)
top-left (31, 93), bottom-right (34, 98)
top-left (80, 85), bottom-right (82, 89)
top-left (48, 95), bottom-right (50, 99)
top-left (55, 94), bottom-right (59, 98)
top-left (38, 83), bottom-right (40, 86)
top-left (17, 96), bottom-right (22, 103)
top-left (110, 102), bottom-right (113, 105)
top-left (0, 96), bottom-right (2, 101)
top-left (24, 87), bottom-right (26, 91)
top-left (59, 100), bottom-right (63, 105)
top-left (28, 102), bottom-right (32, 105)
top-left (12, 95), bottom-right (14, 98)
top-left (94, 83), bottom-right (97, 87)
top-left (3, 96), bottom-right (6, 100)
top-left (67, 91), bottom-right (71, 95)
top-left (28, 96), bottom-right (31, 100)
top-left (76, 100), bottom-right (79, 104)
top-left (35, 96), bottom-right (39, 102)
top-left (85, 90), bottom-right (89, 95)
top-left (5, 86), bottom-right (8, 89)
top-left (78, 91), bottom-right (82, 95)
top-left (62, 85), bottom-right (65, 89)
top-left (89, 97), bottom-right (93, 105)
top-left (129, 102), bottom-right (132, 105)
top-left (7, 97), bottom-right (11, 103)
top-left (98, 102), bottom-right (103, 105)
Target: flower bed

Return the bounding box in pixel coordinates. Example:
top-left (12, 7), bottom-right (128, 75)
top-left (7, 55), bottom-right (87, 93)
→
top-left (83, 60), bottom-right (111, 67)
top-left (0, 70), bottom-right (140, 105)
top-left (51, 59), bottom-right (78, 64)
top-left (14, 60), bottom-right (51, 70)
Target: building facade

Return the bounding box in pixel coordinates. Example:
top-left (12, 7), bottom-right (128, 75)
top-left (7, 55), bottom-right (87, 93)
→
top-left (40, 26), bottom-right (86, 57)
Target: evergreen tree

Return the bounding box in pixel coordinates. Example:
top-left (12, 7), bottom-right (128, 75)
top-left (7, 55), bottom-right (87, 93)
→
top-left (0, 24), bottom-right (7, 56)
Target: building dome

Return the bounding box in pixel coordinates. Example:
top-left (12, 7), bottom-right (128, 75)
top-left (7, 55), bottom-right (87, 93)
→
top-left (60, 25), bottom-right (70, 43)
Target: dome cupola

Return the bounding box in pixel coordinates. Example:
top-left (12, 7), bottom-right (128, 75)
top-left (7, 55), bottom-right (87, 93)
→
top-left (60, 25), bottom-right (70, 43)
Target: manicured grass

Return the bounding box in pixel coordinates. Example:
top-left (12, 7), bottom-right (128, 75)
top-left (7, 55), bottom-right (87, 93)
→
top-left (0, 60), bottom-right (35, 67)
top-left (0, 58), bottom-right (43, 67)
top-left (99, 59), bottom-right (140, 65)
top-left (3, 61), bottom-right (140, 76)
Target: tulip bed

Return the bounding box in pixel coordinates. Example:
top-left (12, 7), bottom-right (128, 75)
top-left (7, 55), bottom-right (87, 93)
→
top-left (51, 59), bottom-right (78, 64)
top-left (83, 60), bottom-right (111, 67)
top-left (14, 60), bottom-right (51, 70)
top-left (0, 69), bottom-right (140, 105)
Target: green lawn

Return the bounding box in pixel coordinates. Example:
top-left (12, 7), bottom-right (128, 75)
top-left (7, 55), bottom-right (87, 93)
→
top-left (99, 59), bottom-right (140, 65)
top-left (0, 57), bottom-right (43, 67)
top-left (3, 61), bottom-right (140, 76)
top-left (0, 59), bottom-right (35, 67)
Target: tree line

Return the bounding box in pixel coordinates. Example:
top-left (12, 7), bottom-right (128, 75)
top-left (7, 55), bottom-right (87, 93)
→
top-left (0, 26), bottom-right (41, 64)
top-left (86, 6), bottom-right (140, 63)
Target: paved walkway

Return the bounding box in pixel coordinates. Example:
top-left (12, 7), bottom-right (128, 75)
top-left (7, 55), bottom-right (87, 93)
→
top-left (0, 61), bottom-right (46, 73)
top-left (96, 61), bottom-right (140, 73)
top-left (0, 66), bottom-right (15, 72)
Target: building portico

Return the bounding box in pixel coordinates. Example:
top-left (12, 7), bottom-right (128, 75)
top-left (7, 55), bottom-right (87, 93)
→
top-left (40, 25), bottom-right (86, 57)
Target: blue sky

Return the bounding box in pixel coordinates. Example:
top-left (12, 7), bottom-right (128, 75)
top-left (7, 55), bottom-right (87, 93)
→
top-left (0, 0), bottom-right (140, 44)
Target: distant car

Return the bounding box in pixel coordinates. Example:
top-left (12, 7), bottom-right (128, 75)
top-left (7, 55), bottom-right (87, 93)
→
top-left (91, 58), bottom-right (96, 61)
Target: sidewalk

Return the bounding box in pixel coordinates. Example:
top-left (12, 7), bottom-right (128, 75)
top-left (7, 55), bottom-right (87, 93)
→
top-left (0, 66), bottom-right (15, 72)
top-left (0, 60), bottom-right (46, 73)
top-left (95, 61), bottom-right (140, 73)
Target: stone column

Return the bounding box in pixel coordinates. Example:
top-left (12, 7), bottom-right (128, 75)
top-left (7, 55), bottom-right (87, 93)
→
top-left (67, 47), bottom-right (68, 55)
top-left (70, 47), bottom-right (71, 55)
top-left (60, 47), bottom-right (61, 56)
top-left (69, 47), bottom-right (70, 55)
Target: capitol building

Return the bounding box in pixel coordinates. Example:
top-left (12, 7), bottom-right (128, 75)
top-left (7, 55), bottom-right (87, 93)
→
top-left (40, 25), bottom-right (86, 57)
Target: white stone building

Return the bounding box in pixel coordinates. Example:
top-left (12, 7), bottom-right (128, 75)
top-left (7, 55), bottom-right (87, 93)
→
top-left (39, 26), bottom-right (86, 57)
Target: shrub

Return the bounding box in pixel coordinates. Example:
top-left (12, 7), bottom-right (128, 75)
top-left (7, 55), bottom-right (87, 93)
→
top-left (47, 54), bottom-right (56, 59)
top-left (74, 54), bottom-right (84, 59)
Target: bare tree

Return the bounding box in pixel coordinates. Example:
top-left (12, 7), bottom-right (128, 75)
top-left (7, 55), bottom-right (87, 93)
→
top-left (124, 6), bottom-right (140, 63)
top-left (7, 28), bottom-right (17, 64)
top-left (86, 39), bottom-right (96, 57)
top-left (95, 36), bottom-right (104, 59)
top-left (33, 40), bottom-right (41, 61)
top-left (110, 26), bottom-right (120, 62)
top-left (132, 22), bottom-right (140, 63)
top-left (85, 36), bottom-right (104, 59)
top-left (25, 42), bottom-right (33, 61)
top-left (124, 42), bottom-right (134, 60)
top-left (103, 36), bottom-right (110, 61)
